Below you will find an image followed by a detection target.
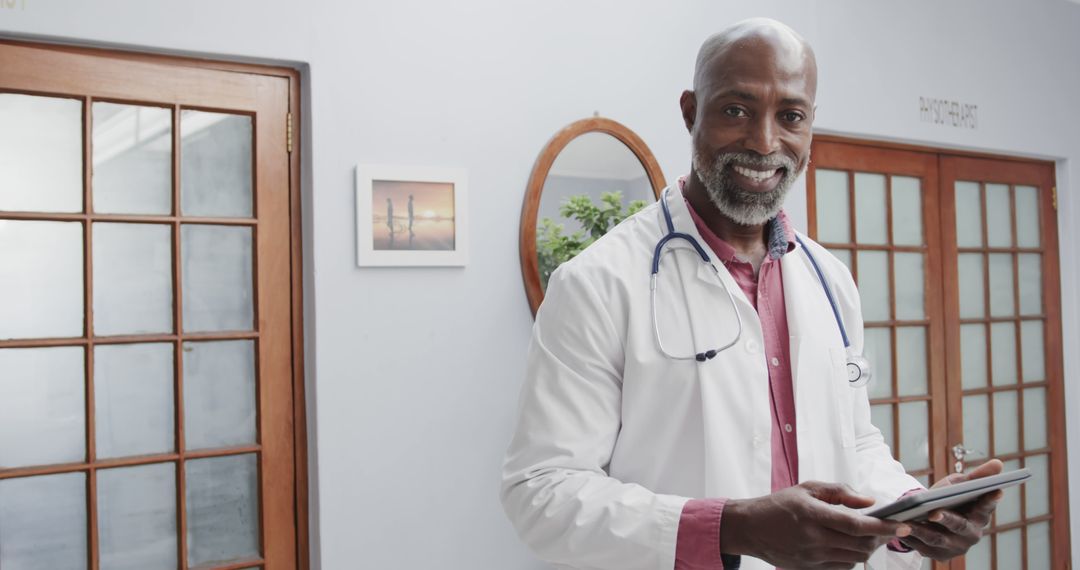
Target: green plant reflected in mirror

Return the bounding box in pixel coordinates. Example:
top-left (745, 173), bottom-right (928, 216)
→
top-left (520, 118), bottom-right (666, 317)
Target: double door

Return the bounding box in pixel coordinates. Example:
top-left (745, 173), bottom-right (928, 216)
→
top-left (808, 139), bottom-right (1067, 569)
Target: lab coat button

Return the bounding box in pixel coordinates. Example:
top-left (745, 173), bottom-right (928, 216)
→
top-left (745, 340), bottom-right (760, 354)
top-left (752, 435), bottom-right (763, 447)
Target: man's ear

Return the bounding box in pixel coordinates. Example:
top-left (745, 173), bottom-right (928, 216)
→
top-left (679, 90), bottom-right (696, 133)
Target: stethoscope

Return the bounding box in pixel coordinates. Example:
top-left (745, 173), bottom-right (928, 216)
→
top-left (649, 187), bottom-right (873, 388)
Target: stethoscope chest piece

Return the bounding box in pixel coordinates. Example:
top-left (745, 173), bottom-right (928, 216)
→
top-left (845, 353), bottom-right (872, 388)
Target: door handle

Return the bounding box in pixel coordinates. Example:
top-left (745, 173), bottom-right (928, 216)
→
top-left (952, 444), bottom-right (985, 473)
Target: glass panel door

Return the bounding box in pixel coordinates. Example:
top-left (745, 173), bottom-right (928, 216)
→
top-left (810, 142), bottom-right (947, 491)
top-left (0, 42), bottom-right (300, 569)
top-left (940, 156), bottom-right (1064, 570)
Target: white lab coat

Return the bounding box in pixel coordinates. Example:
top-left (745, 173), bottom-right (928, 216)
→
top-left (501, 184), bottom-right (923, 570)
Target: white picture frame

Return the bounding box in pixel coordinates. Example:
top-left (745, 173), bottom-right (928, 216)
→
top-left (355, 165), bottom-right (468, 267)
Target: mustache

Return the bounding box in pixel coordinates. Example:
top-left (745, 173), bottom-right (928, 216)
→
top-left (714, 151), bottom-right (796, 171)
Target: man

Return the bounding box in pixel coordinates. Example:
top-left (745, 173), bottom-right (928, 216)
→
top-left (501, 18), bottom-right (1002, 570)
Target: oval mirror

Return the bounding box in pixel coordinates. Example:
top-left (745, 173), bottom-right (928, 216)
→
top-left (520, 117), bottom-right (666, 316)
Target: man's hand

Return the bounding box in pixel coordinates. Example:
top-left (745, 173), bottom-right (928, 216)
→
top-left (901, 459), bottom-right (1004, 561)
top-left (721, 481), bottom-right (912, 569)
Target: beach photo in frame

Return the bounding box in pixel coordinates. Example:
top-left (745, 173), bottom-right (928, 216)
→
top-left (356, 165), bottom-right (468, 267)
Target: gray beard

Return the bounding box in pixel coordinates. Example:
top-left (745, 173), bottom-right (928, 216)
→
top-left (692, 150), bottom-right (802, 226)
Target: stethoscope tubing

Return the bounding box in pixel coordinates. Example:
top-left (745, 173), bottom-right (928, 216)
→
top-left (651, 187), bottom-right (859, 363)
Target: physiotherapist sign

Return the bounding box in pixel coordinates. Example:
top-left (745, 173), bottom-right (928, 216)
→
top-left (920, 96), bottom-right (978, 129)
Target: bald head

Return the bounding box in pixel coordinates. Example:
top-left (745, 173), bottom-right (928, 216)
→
top-left (678, 18), bottom-right (818, 229)
top-left (692, 18), bottom-right (817, 99)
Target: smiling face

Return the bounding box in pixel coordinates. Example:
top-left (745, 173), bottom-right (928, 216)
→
top-left (681, 20), bottom-right (817, 226)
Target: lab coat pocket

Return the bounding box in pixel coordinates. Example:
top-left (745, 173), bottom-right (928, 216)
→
top-left (829, 347), bottom-right (856, 448)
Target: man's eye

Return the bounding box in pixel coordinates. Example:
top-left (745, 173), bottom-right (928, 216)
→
top-left (782, 111), bottom-right (805, 122)
top-left (724, 107), bottom-right (748, 118)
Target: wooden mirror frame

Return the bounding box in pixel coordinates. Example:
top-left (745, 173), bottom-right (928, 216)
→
top-left (519, 117), bottom-right (667, 316)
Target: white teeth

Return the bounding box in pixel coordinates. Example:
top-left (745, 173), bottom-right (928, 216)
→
top-left (733, 165), bottom-right (779, 181)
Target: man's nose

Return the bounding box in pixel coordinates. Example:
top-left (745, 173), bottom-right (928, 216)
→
top-left (744, 116), bottom-right (781, 156)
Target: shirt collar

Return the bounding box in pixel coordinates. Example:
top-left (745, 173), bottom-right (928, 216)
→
top-left (677, 175), bottom-right (796, 262)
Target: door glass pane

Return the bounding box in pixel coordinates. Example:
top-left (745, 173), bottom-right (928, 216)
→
top-left (186, 453), bottom-right (261, 566)
top-left (828, 248), bottom-right (851, 272)
top-left (854, 173), bottom-right (887, 245)
top-left (181, 225), bottom-right (254, 332)
top-left (815, 169), bottom-right (849, 243)
top-left (0, 472), bottom-right (87, 570)
top-left (996, 529), bottom-right (1023, 569)
top-left (894, 253), bottom-right (925, 320)
top-left (98, 463), bottom-right (177, 570)
top-left (0, 347), bottom-right (84, 468)
top-left (993, 390), bottom-right (1019, 455)
top-left (94, 343), bottom-right (174, 459)
top-left (864, 327), bottom-right (893, 399)
top-left (0, 93), bottom-right (83, 213)
top-left (898, 401), bottom-right (929, 471)
top-left (1024, 387), bottom-right (1048, 450)
top-left (896, 327), bottom-right (927, 396)
top-left (1027, 521), bottom-right (1051, 570)
top-left (965, 536), bottom-right (991, 569)
top-left (890, 176), bottom-right (923, 246)
top-left (1021, 320), bottom-right (1046, 382)
top-left (955, 181), bottom-right (983, 247)
top-left (180, 111), bottom-right (253, 218)
top-left (988, 253), bottom-right (1015, 317)
top-left (957, 253), bottom-right (985, 319)
top-left (92, 103), bottom-right (172, 215)
top-left (962, 395), bottom-right (990, 461)
top-left (995, 459), bottom-right (1022, 525)
top-left (183, 340), bottom-right (257, 451)
top-left (857, 250), bottom-right (890, 322)
top-left (93, 223), bottom-right (173, 336)
top-left (870, 404), bottom-right (893, 449)
top-left (1026, 454), bottom-right (1049, 517)
top-left (985, 183), bottom-right (1012, 247)
top-left (1018, 254), bottom-right (1043, 315)
top-left (991, 322), bottom-right (1018, 386)
top-left (960, 324), bottom-right (988, 389)
top-left (0, 220), bottom-right (84, 339)
top-left (1015, 185), bottom-right (1041, 248)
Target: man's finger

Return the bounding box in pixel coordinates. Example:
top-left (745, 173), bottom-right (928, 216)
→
top-left (815, 506), bottom-right (911, 538)
top-left (908, 521), bottom-right (952, 548)
top-left (804, 481), bottom-right (877, 509)
top-left (816, 527), bottom-right (892, 555)
top-left (962, 490), bottom-right (1003, 525)
top-left (932, 459), bottom-right (1005, 489)
top-left (927, 510), bottom-right (973, 535)
top-left (955, 459), bottom-right (1005, 484)
top-left (896, 534), bottom-right (946, 561)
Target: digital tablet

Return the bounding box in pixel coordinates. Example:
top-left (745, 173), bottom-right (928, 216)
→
top-left (867, 468), bottom-right (1031, 522)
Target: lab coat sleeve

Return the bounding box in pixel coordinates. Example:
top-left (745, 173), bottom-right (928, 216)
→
top-left (500, 261), bottom-right (689, 570)
top-left (830, 255), bottom-right (925, 570)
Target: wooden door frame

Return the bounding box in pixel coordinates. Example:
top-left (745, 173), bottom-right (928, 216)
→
top-left (0, 39), bottom-right (310, 570)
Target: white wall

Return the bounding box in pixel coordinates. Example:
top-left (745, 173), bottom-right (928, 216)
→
top-left (3, 0), bottom-right (1079, 567)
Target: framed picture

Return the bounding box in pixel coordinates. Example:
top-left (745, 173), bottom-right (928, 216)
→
top-left (355, 165), bottom-right (468, 267)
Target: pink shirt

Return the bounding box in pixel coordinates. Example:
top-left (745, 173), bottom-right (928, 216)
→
top-left (674, 191), bottom-right (797, 570)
